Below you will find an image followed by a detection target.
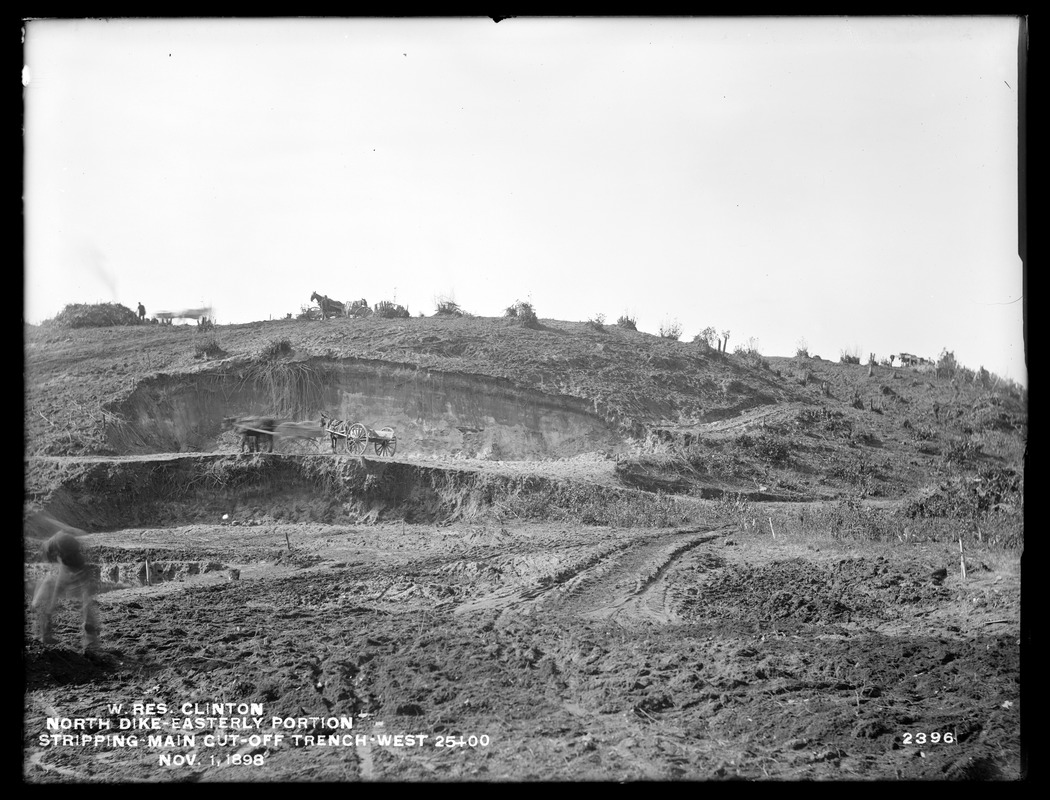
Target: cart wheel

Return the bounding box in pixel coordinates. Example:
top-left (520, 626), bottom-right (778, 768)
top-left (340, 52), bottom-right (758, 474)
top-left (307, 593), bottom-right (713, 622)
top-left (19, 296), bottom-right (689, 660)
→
top-left (346, 423), bottom-right (368, 455)
top-left (374, 438), bottom-right (396, 457)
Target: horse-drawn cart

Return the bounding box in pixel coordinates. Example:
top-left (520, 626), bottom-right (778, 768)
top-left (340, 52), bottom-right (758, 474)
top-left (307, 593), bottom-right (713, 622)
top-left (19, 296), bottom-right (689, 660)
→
top-left (325, 421), bottom-right (398, 456)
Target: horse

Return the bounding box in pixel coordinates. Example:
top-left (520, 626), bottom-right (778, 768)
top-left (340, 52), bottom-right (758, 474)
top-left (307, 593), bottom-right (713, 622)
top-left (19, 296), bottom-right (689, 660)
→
top-left (310, 292), bottom-right (346, 319)
top-left (29, 515), bottom-right (100, 649)
top-left (319, 411), bottom-right (349, 453)
top-left (224, 416), bottom-right (276, 453)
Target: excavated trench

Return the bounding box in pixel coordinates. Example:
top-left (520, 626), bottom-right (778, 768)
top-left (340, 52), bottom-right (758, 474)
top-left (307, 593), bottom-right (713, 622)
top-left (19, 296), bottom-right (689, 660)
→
top-left (26, 358), bottom-right (731, 541)
top-left (24, 452), bottom-right (706, 536)
top-left (101, 358), bottom-right (628, 461)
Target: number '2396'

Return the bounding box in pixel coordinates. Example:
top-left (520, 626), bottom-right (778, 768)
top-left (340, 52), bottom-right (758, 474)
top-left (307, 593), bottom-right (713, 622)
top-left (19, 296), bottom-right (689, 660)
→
top-left (902, 732), bottom-right (956, 744)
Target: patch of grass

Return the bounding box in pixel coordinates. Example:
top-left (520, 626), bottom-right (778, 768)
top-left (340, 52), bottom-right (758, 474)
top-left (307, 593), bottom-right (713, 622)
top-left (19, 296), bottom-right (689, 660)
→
top-left (496, 479), bottom-right (703, 527)
top-left (193, 337), bottom-right (226, 359)
top-left (734, 432), bottom-right (793, 465)
top-left (713, 492), bottom-right (759, 529)
top-left (616, 314), bottom-right (637, 331)
top-left (258, 338), bottom-right (293, 360)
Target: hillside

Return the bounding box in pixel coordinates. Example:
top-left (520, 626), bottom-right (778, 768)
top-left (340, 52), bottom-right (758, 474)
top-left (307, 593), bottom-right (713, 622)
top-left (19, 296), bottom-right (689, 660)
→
top-left (22, 310), bottom-right (1027, 783)
top-left (24, 312), bottom-right (1026, 508)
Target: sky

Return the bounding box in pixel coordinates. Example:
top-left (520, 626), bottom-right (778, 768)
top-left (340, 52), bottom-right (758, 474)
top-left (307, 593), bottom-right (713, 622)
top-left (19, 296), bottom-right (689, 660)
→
top-left (22, 16), bottom-right (1026, 385)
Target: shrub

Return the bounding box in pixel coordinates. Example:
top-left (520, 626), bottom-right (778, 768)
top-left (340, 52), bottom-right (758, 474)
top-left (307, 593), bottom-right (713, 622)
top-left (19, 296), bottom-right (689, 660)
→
top-left (941, 438), bottom-right (983, 467)
top-left (586, 313), bottom-right (606, 332)
top-left (434, 297), bottom-right (465, 317)
top-left (658, 319), bottom-right (683, 340)
top-left (754, 433), bottom-right (791, 464)
top-left (839, 348), bottom-right (862, 365)
top-left (374, 300), bottom-right (410, 319)
top-left (902, 468), bottom-right (1021, 522)
top-left (829, 459), bottom-right (880, 496)
top-left (732, 430), bottom-right (792, 464)
top-left (937, 348), bottom-right (958, 379)
top-left (734, 338), bottom-right (768, 369)
top-left (693, 326), bottom-right (718, 349)
top-left (616, 314), bottom-right (637, 331)
top-left (504, 300), bottom-right (539, 327)
top-left (795, 338), bottom-right (810, 358)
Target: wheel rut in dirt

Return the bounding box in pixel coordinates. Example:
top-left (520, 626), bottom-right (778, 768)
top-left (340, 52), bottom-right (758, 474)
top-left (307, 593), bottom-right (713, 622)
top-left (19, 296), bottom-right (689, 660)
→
top-left (453, 526), bottom-right (729, 624)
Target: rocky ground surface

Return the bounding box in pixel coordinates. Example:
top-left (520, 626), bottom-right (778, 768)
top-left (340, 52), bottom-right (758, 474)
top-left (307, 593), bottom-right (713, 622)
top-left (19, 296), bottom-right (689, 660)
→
top-left (24, 516), bottom-right (1022, 782)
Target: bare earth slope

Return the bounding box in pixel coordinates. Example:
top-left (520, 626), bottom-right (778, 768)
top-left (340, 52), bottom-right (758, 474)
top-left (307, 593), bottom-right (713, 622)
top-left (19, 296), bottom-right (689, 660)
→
top-left (23, 314), bottom-right (1026, 782)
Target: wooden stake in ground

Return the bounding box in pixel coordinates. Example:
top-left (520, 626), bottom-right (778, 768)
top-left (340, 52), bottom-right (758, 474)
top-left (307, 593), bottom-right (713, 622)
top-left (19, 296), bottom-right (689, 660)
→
top-left (769, 517), bottom-right (776, 539)
top-left (285, 530), bottom-right (292, 552)
top-left (959, 537), bottom-right (967, 581)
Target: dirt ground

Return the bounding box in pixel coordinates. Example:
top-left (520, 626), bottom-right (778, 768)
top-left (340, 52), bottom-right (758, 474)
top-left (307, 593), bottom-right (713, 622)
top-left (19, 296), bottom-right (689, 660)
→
top-left (23, 514), bottom-right (1022, 783)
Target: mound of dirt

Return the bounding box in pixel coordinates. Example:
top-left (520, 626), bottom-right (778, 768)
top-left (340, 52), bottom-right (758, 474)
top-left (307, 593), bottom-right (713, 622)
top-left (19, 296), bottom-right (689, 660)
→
top-left (44, 302), bottom-right (142, 329)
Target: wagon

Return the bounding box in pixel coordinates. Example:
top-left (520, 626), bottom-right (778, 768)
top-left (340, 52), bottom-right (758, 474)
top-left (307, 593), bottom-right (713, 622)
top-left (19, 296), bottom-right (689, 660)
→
top-left (325, 422), bottom-right (398, 456)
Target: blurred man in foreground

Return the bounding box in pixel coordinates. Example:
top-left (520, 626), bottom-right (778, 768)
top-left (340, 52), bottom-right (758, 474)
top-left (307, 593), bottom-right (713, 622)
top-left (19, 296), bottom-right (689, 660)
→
top-left (28, 514), bottom-right (100, 649)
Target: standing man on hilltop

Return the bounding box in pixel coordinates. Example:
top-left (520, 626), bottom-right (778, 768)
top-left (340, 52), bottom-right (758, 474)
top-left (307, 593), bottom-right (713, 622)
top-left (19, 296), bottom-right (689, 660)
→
top-left (137, 302), bottom-right (146, 321)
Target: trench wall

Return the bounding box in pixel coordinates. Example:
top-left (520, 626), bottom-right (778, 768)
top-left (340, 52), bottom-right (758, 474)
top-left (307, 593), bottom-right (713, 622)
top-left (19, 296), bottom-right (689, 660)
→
top-left (103, 358), bottom-right (626, 460)
top-left (24, 455), bottom-right (698, 531)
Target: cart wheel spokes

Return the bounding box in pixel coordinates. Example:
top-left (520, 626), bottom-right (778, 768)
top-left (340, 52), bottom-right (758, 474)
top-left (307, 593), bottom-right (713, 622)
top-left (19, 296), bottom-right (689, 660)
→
top-left (374, 438), bottom-right (396, 457)
top-left (347, 423), bottom-right (368, 454)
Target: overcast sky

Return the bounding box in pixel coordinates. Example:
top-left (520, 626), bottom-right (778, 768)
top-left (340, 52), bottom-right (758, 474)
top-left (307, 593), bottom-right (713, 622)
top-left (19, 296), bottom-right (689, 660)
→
top-left (22, 16), bottom-right (1026, 384)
